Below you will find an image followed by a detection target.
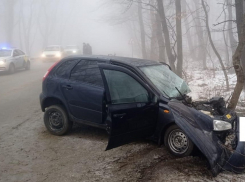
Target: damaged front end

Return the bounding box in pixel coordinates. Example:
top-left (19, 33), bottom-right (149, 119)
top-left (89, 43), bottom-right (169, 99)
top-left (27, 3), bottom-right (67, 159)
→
top-left (168, 97), bottom-right (245, 176)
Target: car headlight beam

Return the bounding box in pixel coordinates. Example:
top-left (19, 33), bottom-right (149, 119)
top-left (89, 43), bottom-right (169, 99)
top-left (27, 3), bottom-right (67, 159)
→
top-left (56, 53), bottom-right (61, 57)
top-left (213, 120), bottom-right (232, 131)
top-left (0, 60), bottom-right (5, 65)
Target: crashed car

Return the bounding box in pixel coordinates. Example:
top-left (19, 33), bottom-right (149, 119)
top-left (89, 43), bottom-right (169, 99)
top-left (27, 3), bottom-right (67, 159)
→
top-left (39, 56), bottom-right (245, 176)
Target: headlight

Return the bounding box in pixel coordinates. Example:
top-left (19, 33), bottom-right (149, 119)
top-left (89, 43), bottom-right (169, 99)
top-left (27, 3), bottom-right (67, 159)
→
top-left (0, 60), bottom-right (5, 65)
top-left (213, 120), bottom-right (232, 131)
top-left (56, 53), bottom-right (61, 57)
top-left (41, 53), bottom-right (46, 57)
top-left (73, 50), bottom-right (77, 53)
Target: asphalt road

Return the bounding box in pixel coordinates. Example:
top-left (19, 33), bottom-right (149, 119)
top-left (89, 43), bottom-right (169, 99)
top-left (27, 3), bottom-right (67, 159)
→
top-left (0, 61), bottom-right (244, 182)
top-left (0, 61), bottom-right (53, 136)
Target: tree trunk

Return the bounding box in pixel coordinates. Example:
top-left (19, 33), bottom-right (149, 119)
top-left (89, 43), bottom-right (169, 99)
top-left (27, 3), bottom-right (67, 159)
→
top-left (155, 14), bottom-right (166, 63)
top-left (5, 0), bottom-right (16, 46)
top-left (150, 5), bottom-right (158, 60)
top-left (194, 0), bottom-right (207, 69)
top-left (222, 3), bottom-right (230, 65)
top-left (228, 13), bottom-right (245, 110)
top-left (157, 0), bottom-right (176, 72)
top-left (201, 0), bottom-right (230, 90)
top-left (137, 0), bottom-right (147, 59)
top-left (235, 0), bottom-right (245, 91)
top-left (175, 0), bottom-right (183, 78)
top-left (227, 0), bottom-right (237, 56)
top-left (182, 0), bottom-right (195, 60)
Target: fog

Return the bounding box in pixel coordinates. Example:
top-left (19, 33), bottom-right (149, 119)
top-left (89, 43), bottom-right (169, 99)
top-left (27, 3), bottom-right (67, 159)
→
top-left (0, 0), bottom-right (132, 57)
top-left (0, 0), bottom-right (237, 60)
top-left (0, 1), bottom-right (245, 181)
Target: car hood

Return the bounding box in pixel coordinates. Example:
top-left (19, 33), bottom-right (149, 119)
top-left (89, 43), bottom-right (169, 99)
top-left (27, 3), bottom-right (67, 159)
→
top-left (0, 56), bottom-right (11, 60)
top-left (43, 51), bottom-right (60, 55)
top-left (168, 100), bottom-right (245, 176)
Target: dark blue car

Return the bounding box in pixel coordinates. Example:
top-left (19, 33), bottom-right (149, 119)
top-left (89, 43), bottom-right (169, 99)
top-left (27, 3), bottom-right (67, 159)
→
top-left (40, 55), bottom-right (245, 176)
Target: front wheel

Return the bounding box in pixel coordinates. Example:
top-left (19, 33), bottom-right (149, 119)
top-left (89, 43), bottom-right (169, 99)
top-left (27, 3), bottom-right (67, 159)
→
top-left (164, 125), bottom-right (194, 157)
top-left (25, 61), bottom-right (30, 70)
top-left (8, 63), bottom-right (15, 74)
top-left (44, 105), bottom-right (72, 136)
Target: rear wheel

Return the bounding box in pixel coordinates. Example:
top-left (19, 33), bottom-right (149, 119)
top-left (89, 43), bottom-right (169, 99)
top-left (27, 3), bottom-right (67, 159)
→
top-left (44, 105), bottom-right (72, 136)
top-left (25, 61), bottom-right (30, 70)
top-left (164, 125), bottom-right (194, 157)
top-left (8, 63), bottom-right (15, 74)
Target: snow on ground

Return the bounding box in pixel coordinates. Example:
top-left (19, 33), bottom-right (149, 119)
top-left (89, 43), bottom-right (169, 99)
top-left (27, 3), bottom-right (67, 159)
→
top-left (183, 59), bottom-right (245, 116)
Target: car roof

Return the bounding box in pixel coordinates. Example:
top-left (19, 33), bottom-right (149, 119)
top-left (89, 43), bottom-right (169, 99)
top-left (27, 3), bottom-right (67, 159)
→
top-left (63, 55), bottom-right (169, 68)
top-left (1, 48), bottom-right (14, 51)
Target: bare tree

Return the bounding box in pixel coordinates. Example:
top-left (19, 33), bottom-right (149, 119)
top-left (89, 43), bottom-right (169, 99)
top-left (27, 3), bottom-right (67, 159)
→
top-left (227, 0), bottom-right (237, 56)
top-left (175, 0), bottom-right (183, 77)
top-left (182, 0), bottom-right (195, 60)
top-left (19, 0), bottom-right (37, 55)
top-left (193, 0), bottom-right (207, 69)
top-left (37, 0), bottom-right (60, 49)
top-left (138, 0), bottom-right (147, 59)
top-left (201, 0), bottom-right (229, 90)
top-left (150, 4), bottom-right (158, 60)
top-left (235, 0), bottom-right (245, 91)
top-left (157, 0), bottom-right (176, 72)
top-left (4, 0), bottom-right (17, 45)
top-left (228, 0), bottom-right (245, 110)
top-left (155, 13), bottom-right (166, 63)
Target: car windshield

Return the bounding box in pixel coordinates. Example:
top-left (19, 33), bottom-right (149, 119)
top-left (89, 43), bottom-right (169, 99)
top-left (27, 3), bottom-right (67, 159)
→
top-left (0, 50), bottom-right (12, 57)
top-left (140, 64), bottom-right (191, 98)
top-left (65, 46), bottom-right (78, 49)
top-left (45, 46), bottom-right (60, 51)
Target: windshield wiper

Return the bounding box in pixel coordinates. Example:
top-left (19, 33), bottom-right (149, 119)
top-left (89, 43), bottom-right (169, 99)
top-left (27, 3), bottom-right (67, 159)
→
top-left (175, 87), bottom-right (192, 105)
top-left (161, 89), bottom-right (170, 98)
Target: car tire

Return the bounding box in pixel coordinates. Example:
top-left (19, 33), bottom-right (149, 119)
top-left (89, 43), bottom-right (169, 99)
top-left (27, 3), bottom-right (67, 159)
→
top-left (164, 125), bottom-right (194, 157)
top-left (25, 61), bottom-right (30, 70)
top-left (44, 105), bottom-right (72, 136)
top-left (8, 63), bottom-right (15, 74)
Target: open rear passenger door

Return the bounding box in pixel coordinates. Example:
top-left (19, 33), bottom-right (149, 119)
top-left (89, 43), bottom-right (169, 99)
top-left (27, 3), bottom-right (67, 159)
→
top-left (98, 64), bottom-right (159, 150)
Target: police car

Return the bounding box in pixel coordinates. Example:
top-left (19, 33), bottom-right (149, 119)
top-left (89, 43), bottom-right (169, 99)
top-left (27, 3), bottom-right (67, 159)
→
top-left (0, 48), bottom-right (30, 74)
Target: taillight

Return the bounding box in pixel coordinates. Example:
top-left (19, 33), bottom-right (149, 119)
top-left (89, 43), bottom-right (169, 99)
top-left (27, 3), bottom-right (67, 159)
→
top-left (42, 61), bottom-right (59, 81)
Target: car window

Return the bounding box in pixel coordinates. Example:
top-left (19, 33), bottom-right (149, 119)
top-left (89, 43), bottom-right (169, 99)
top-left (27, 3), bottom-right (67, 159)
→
top-left (17, 50), bottom-right (25, 55)
top-left (0, 50), bottom-right (12, 57)
top-left (70, 60), bottom-right (104, 87)
top-left (103, 70), bottom-right (149, 104)
top-left (13, 50), bottom-right (19, 57)
top-left (55, 59), bottom-right (80, 78)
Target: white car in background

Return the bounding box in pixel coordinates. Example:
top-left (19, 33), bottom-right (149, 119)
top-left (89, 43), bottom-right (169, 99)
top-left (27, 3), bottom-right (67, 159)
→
top-left (41, 45), bottom-right (64, 61)
top-left (64, 45), bottom-right (81, 56)
top-left (0, 48), bottom-right (30, 74)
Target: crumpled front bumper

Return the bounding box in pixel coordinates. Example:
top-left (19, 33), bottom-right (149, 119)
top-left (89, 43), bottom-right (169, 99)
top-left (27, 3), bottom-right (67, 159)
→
top-left (223, 122), bottom-right (245, 173)
top-left (168, 100), bottom-right (245, 176)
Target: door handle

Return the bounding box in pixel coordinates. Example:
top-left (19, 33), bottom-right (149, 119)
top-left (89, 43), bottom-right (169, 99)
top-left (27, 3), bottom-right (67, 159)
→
top-left (113, 113), bottom-right (126, 118)
top-left (62, 85), bottom-right (73, 90)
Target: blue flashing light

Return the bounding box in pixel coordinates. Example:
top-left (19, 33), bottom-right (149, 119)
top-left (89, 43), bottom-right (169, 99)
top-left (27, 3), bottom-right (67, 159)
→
top-left (2, 47), bottom-right (6, 50)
